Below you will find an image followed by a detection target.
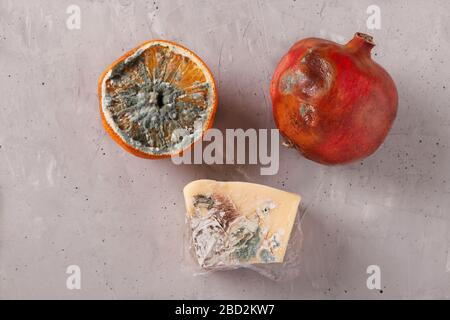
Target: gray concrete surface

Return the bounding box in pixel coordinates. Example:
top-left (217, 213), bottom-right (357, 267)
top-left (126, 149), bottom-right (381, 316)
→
top-left (1, 0), bottom-right (450, 299)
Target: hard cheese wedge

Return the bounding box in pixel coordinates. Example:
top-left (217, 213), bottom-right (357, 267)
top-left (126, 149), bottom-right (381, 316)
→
top-left (183, 180), bottom-right (301, 269)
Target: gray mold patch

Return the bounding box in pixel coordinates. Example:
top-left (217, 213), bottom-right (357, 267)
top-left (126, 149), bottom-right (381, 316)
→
top-left (190, 193), bottom-right (281, 268)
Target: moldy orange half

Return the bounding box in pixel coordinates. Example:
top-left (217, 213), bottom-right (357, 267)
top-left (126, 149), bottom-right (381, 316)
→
top-left (98, 40), bottom-right (218, 159)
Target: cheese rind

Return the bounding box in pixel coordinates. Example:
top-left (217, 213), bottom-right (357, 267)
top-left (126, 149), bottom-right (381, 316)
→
top-left (183, 180), bottom-right (301, 269)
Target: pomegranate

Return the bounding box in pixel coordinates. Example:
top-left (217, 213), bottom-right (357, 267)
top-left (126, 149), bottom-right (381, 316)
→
top-left (270, 32), bottom-right (398, 164)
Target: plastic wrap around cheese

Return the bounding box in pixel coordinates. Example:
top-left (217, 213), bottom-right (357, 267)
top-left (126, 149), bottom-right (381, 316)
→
top-left (183, 180), bottom-right (301, 269)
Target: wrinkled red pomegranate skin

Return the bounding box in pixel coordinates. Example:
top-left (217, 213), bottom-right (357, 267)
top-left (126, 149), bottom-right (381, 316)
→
top-left (270, 33), bottom-right (398, 164)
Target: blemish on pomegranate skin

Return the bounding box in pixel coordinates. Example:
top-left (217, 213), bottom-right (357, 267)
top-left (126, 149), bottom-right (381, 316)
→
top-left (300, 48), bottom-right (313, 64)
top-left (301, 49), bottom-right (334, 95)
top-left (280, 69), bottom-right (306, 94)
top-left (280, 49), bottom-right (334, 99)
top-left (299, 103), bottom-right (317, 126)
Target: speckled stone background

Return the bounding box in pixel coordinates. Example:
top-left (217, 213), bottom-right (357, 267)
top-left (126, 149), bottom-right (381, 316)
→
top-left (1, 0), bottom-right (450, 299)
